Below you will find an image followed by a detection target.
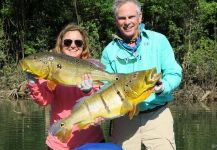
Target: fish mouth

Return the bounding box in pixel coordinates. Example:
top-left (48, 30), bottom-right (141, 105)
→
top-left (19, 60), bottom-right (40, 78)
top-left (146, 68), bottom-right (160, 84)
top-left (19, 59), bottom-right (49, 80)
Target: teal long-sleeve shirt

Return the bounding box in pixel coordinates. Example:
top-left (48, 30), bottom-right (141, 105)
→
top-left (101, 27), bottom-right (182, 111)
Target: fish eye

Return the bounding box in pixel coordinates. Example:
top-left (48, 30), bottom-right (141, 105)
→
top-left (60, 123), bottom-right (64, 127)
top-left (57, 64), bottom-right (62, 69)
top-left (33, 56), bottom-right (37, 59)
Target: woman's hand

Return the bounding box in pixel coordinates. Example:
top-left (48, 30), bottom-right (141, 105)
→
top-left (154, 79), bottom-right (164, 95)
top-left (77, 74), bottom-right (93, 93)
top-left (26, 72), bottom-right (38, 84)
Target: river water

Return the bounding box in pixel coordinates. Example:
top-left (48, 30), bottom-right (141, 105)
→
top-left (0, 99), bottom-right (217, 150)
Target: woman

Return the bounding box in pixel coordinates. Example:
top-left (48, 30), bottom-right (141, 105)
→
top-left (27, 24), bottom-right (104, 150)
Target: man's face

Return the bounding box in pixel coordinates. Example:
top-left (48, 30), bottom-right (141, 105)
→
top-left (115, 2), bottom-right (142, 40)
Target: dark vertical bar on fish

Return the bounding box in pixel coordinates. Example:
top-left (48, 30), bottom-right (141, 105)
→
top-left (99, 93), bottom-right (111, 113)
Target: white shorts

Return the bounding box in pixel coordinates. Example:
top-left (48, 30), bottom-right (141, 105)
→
top-left (110, 106), bottom-right (176, 150)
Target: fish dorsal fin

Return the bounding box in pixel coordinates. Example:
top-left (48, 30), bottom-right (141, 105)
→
top-left (49, 119), bottom-right (73, 143)
top-left (87, 59), bottom-right (105, 69)
top-left (47, 81), bottom-right (57, 91)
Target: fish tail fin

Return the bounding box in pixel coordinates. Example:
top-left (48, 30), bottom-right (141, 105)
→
top-left (55, 128), bottom-right (73, 143)
top-left (49, 119), bottom-right (93, 143)
top-left (48, 120), bottom-right (73, 143)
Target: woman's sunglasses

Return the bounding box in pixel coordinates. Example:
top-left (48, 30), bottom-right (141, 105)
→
top-left (63, 39), bottom-right (84, 47)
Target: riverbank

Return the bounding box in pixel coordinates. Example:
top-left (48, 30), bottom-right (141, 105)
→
top-left (0, 64), bottom-right (28, 100)
top-left (0, 64), bottom-right (217, 109)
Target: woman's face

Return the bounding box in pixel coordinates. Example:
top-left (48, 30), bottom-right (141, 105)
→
top-left (62, 30), bottom-right (84, 58)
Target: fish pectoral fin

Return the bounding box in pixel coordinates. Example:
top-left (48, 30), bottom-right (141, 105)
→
top-left (128, 105), bottom-right (139, 120)
top-left (120, 100), bottom-right (133, 114)
top-left (47, 81), bottom-right (57, 91)
top-left (132, 88), bottom-right (154, 104)
top-left (127, 88), bottom-right (154, 119)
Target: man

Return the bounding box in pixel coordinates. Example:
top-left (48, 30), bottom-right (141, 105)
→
top-left (101, 0), bottom-right (182, 150)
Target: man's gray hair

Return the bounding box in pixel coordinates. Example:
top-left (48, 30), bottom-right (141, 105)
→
top-left (112, 0), bottom-right (142, 16)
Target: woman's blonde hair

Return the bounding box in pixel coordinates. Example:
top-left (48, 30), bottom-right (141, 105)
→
top-left (53, 23), bottom-right (91, 59)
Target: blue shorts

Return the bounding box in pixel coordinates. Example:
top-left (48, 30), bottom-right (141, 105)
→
top-left (74, 143), bottom-right (123, 150)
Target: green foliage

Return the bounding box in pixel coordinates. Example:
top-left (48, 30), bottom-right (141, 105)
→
top-left (0, 0), bottom-right (216, 89)
top-left (0, 63), bottom-right (24, 89)
top-left (23, 44), bottom-right (36, 55)
top-left (81, 21), bottom-right (103, 58)
top-left (183, 37), bottom-right (217, 87)
top-left (199, 1), bottom-right (217, 39)
top-left (78, 0), bottom-right (115, 44)
top-left (0, 18), bottom-right (8, 67)
top-left (143, 0), bottom-right (217, 89)
top-left (0, 0), bottom-right (13, 17)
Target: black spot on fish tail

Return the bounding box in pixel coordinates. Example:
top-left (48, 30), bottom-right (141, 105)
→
top-left (48, 120), bottom-right (63, 136)
top-left (75, 59), bottom-right (79, 63)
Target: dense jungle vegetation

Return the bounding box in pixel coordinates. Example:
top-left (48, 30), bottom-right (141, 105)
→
top-left (0, 0), bottom-right (216, 107)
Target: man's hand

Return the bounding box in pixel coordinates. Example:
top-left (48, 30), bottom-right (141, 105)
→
top-left (154, 79), bottom-right (164, 95)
